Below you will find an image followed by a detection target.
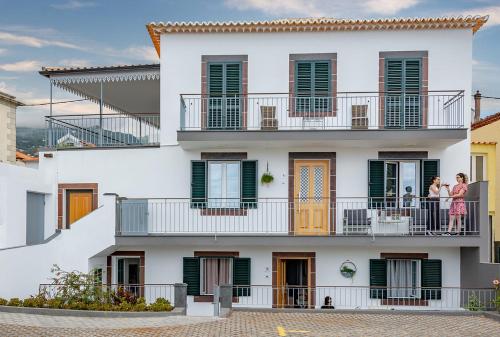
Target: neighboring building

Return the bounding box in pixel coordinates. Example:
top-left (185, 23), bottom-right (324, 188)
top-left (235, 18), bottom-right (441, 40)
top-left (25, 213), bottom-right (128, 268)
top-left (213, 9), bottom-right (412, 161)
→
top-left (0, 91), bottom-right (24, 164)
top-left (472, 111), bottom-right (500, 262)
top-left (1, 16), bottom-right (499, 314)
top-left (15, 151), bottom-right (39, 168)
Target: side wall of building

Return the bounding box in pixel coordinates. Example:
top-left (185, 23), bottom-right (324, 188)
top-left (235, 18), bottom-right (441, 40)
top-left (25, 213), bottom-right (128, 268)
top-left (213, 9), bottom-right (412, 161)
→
top-left (0, 101), bottom-right (17, 164)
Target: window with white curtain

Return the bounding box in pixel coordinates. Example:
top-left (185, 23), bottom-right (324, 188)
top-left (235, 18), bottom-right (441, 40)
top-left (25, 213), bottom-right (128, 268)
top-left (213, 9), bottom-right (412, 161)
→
top-left (200, 257), bottom-right (233, 295)
top-left (387, 259), bottom-right (421, 298)
top-left (208, 161), bottom-right (240, 208)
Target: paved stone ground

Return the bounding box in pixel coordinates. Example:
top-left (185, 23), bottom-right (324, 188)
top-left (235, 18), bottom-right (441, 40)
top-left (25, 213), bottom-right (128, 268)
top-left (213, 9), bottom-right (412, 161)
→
top-left (0, 311), bottom-right (499, 336)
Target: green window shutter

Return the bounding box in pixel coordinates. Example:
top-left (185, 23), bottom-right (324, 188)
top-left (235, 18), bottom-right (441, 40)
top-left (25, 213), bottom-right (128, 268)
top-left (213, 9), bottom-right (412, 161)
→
top-left (224, 63), bottom-right (242, 129)
top-left (191, 161), bottom-right (207, 208)
top-left (295, 61), bottom-right (331, 113)
top-left (421, 259), bottom-right (442, 300)
top-left (233, 257), bottom-right (251, 297)
top-left (385, 60), bottom-right (403, 93)
top-left (369, 259), bottom-right (387, 299)
top-left (296, 62), bottom-right (312, 97)
top-left (404, 60), bottom-right (421, 93)
top-left (368, 160), bottom-right (385, 209)
top-left (208, 64), bottom-right (223, 96)
top-left (421, 160), bottom-right (440, 198)
top-left (183, 257), bottom-right (200, 296)
top-left (225, 63), bottom-right (241, 96)
top-left (313, 61), bottom-right (330, 96)
top-left (208, 62), bottom-right (241, 129)
top-left (241, 160), bottom-right (257, 209)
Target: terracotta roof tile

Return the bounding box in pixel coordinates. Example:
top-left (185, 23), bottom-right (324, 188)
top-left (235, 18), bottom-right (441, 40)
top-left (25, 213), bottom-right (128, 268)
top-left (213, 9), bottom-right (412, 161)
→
top-left (147, 15), bottom-right (489, 56)
top-left (471, 112), bottom-right (500, 130)
top-left (15, 151), bottom-right (38, 162)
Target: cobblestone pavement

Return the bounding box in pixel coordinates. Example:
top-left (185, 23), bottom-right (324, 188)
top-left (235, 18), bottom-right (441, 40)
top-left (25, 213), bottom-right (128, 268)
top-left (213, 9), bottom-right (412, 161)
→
top-left (1, 311), bottom-right (499, 336)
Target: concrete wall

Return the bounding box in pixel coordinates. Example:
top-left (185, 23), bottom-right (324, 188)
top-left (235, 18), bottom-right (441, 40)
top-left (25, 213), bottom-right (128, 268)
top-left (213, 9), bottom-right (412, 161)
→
top-left (0, 194), bottom-right (116, 299)
top-left (460, 247), bottom-right (500, 289)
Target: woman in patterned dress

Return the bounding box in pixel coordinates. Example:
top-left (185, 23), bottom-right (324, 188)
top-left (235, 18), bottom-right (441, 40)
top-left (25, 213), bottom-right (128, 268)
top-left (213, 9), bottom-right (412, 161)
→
top-left (444, 173), bottom-right (468, 235)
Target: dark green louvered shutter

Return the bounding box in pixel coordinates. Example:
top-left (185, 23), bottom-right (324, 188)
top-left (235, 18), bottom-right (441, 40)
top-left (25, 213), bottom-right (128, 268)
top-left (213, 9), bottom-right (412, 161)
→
top-left (385, 60), bottom-right (403, 128)
top-left (183, 257), bottom-right (200, 296)
top-left (421, 160), bottom-right (440, 198)
top-left (370, 259), bottom-right (387, 299)
top-left (368, 160), bottom-right (385, 209)
top-left (404, 60), bottom-right (422, 128)
top-left (296, 62), bottom-right (312, 113)
top-left (207, 63), bottom-right (241, 129)
top-left (313, 61), bottom-right (330, 112)
top-left (191, 161), bottom-right (207, 208)
top-left (224, 63), bottom-right (242, 129)
top-left (241, 160), bottom-right (257, 209)
top-left (233, 257), bottom-right (251, 297)
top-left (421, 259), bottom-right (442, 300)
top-left (208, 64), bottom-right (224, 128)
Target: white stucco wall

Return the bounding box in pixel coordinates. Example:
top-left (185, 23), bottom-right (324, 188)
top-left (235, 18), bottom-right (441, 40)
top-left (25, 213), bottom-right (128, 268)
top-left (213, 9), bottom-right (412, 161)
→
top-left (0, 163), bottom-right (55, 248)
top-left (0, 195), bottom-right (116, 299)
top-left (161, 28), bottom-right (472, 145)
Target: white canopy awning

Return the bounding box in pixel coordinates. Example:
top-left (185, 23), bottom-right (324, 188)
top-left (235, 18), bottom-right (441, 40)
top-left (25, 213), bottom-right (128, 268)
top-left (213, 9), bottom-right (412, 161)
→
top-left (39, 64), bottom-right (160, 116)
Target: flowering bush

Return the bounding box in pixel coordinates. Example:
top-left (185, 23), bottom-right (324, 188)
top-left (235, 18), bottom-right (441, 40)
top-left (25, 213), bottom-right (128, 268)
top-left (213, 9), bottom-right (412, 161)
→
top-left (493, 279), bottom-right (500, 312)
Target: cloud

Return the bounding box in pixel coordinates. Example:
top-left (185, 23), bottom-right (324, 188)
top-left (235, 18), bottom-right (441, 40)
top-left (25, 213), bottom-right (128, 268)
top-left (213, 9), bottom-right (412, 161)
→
top-left (0, 60), bottom-right (42, 72)
top-left (104, 45), bottom-right (159, 62)
top-left (0, 48), bottom-right (6, 55)
top-left (224, 0), bottom-right (420, 17)
top-left (0, 31), bottom-right (84, 50)
top-left (58, 59), bottom-right (92, 67)
top-left (51, 1), bottom-right (97, 10)
top-left (449, 6), bottom-right (500, 27)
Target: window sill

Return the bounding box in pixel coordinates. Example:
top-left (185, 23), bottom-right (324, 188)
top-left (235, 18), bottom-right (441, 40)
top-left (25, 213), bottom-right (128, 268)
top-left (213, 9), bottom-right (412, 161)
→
top-left (201, 209), bottom-right (248, 216)
top-left (381, 298), bottom-right (428, 306)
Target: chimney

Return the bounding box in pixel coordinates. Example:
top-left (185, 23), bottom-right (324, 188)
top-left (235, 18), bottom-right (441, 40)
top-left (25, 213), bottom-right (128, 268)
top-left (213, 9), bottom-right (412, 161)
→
top-left (474, 90), bottom-right (481, 122)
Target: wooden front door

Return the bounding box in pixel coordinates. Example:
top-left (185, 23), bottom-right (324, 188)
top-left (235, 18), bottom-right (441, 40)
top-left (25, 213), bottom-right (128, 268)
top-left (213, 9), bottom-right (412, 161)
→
top-left (294, 160), bottom-right (329, 235)
top-left (67, 190), bottom-right (93, 226)
top-left (275, 257), bottom-right (312, 308)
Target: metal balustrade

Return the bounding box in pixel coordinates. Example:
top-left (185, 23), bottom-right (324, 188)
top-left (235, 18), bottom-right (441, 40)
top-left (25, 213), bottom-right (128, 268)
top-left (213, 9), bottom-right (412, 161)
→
top-left (116, 197), bottom-right (480, 236)
top-left (231, 285), bottom-right (497, 310)
top-left (45, 113), bottom-right (160, 148)
top-left (39, 283), bottom-right (175, 304)
top-left (180, 91), bottom-right (465, 131)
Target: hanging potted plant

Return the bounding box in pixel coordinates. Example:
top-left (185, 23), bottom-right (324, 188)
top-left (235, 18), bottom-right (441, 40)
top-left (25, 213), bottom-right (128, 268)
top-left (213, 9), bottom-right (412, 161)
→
top-left (261, 162), bottom-right (274, 185)
top-left (340, 260), bottom-right (357, 279)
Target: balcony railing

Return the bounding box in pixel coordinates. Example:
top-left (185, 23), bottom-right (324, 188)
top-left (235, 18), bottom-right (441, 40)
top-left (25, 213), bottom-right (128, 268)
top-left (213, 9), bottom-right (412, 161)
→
top-left (116, 197), bottom-right (479, 236)
top-left (45, 113), bottom-right (160, 148)
top-left (231, 285), bottom-right (497, 310)
top-left (180, 91), bottom-right (465, 131)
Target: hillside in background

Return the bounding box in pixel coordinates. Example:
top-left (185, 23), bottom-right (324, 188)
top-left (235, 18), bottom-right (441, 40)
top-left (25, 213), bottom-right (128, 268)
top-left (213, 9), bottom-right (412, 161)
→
top-left (16, 127), bottom-right (46, 156)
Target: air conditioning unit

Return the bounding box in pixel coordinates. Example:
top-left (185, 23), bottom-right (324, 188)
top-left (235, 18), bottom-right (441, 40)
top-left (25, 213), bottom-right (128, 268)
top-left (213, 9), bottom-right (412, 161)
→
top-left (351, 105), bottom-right (368, 129)
top-left (260, 106), bottom-right (278, 130)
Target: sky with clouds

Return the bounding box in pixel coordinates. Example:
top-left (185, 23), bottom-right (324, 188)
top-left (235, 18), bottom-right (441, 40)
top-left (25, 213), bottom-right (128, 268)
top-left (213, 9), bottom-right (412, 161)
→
top-left (0, 0), bottom-right (499, 127)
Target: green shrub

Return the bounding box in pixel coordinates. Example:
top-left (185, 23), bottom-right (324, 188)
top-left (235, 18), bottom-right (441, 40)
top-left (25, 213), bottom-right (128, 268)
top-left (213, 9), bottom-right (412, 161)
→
top-left (466, 294), bottom-right (484, 311)
top-left (0, 298), bottom-right (7, 306)
top-left (133, 303), bottom-right (147, 311)
top-left (46, 298), bottom-right (63, 309)
top-left (148, 298), bottom-right (173, 312)
top-left (22, 294), bottom-right (47, 308)
top-left (7, 298), bottom-right (22, 307)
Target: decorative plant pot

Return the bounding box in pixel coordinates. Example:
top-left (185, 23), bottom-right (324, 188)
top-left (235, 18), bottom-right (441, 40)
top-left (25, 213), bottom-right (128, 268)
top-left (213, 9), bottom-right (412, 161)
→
top-left (261, 172), bottom-right (274, 185)
top-left (340, 261), bottom-right (357, 279)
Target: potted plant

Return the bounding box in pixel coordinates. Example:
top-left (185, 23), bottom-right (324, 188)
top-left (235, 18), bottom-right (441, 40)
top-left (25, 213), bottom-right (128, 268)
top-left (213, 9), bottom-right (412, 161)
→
top-left (340, 261), bottom-right (357, 279)
top-left (261, 162), bottom-right (274, 185)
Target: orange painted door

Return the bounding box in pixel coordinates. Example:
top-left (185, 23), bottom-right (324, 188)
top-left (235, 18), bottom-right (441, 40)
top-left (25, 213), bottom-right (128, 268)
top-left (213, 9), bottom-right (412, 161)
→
top-left (68, 191), bottom-right (93, 225)
top-left (294, 160), bottom-right (329, 235)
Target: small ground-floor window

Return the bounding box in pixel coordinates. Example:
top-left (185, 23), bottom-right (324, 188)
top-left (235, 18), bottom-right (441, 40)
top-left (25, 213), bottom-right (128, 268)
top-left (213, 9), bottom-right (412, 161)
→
top-left (200, 257), bottom-right (233, 295)
top-left (387, 259), bottom-right (421, 298)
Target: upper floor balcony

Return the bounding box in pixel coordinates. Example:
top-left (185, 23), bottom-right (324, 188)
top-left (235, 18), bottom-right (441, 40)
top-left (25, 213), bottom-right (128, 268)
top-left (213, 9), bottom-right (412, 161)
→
top-left (178, 91), bottom-right (466, 149)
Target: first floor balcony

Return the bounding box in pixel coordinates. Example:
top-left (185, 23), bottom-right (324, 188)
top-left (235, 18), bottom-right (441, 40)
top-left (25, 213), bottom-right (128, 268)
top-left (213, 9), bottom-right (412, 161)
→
top-left (116, 197), bottom-right (480, 238)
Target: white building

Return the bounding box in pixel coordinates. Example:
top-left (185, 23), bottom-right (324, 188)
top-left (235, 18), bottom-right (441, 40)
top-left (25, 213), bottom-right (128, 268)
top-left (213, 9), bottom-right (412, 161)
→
top-left (0, 16), bottom-right (497, 315)
top-left (0, 91), bottom-right (23, 164)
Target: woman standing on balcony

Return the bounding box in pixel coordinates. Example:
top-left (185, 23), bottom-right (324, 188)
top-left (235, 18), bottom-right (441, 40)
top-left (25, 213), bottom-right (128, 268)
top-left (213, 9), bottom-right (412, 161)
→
top-left (427, 176), bottom-right (441, 235)
top-left (444, 173), bottom-right (468, 235)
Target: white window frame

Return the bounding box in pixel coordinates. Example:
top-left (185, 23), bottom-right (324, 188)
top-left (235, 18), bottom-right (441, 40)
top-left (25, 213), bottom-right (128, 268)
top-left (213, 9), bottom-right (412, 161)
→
top-left (207, 161), bottom-right (241, 208)
top-left (387, 259), bottom-right (421, 299)
top-left (470, 154), bottom-right (487, 183)
top-left (199, 257), bottom-right (233, 295)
